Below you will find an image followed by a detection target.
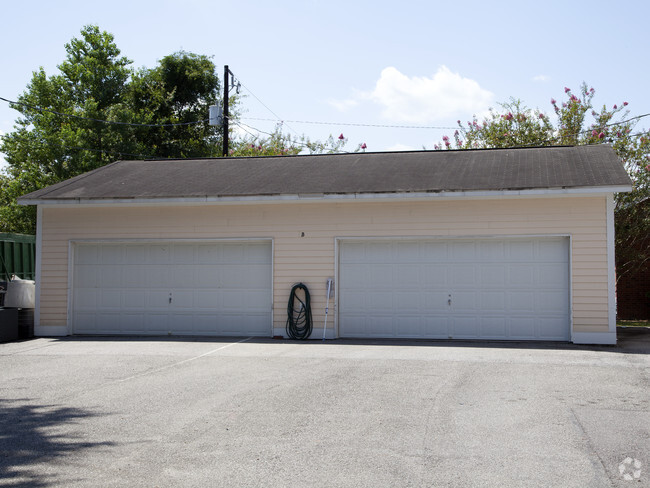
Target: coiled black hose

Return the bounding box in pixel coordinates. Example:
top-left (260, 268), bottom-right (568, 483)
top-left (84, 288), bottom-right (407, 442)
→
top-left (285, 283), bottom-right (313, 340)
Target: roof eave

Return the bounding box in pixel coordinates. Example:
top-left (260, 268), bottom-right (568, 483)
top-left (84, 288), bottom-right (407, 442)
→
top-left (18, 185), bottom-right (633, 206)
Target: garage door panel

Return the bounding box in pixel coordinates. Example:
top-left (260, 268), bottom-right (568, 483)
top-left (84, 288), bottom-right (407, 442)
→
top-left (423, 265), bottom-right (448, 287)
top-left (452, 291), bottom-right (478, 312)
top-left (480, 265), bottom-right (505, 286)
top-left (395, 316), bottom-right (422, 336)
top-left (510, 265), bottom-right (534, 285)
top-left (424, 317), bottom-right (449, 337)
top-left (508, 317), bottom-right (536, 338)
top-left (73, 241), bottom-right (271, 336)
top-left (510, 291), bottom-right (536, 312)
top-left (479, 241), bottom-right (505, 261)
top-left (538, 291), bottom-right (569, 313)
top-left (508, 240), bottom-right (535, 261)
top-left (394, 265), bottom-right (420, 286)
top-left (339, 237), bottom-right (569, 341)
top-left (101, 245), bottom-right (123, 263)
top-left (394, 241), bottom-right (421, 262)
top-left (481, 291), bottom-right (506, 311)
top-left (145, 314), bottom-right (169, 333)
top-left (100, 290), bottom-right (121, 308)
top-left (539, 317), bottom-right (570, 339)
top-left (452, 316), bottom-right (479, 338)
top-left (539, 264), bottom-right (569, 285)
top-left (451, 265), bottom-right (476, 287)
top-left (147, 245), bottom-right (171, 264)
top-left (422, 241), bottom-right (449, 261)
top-left (452, 241), bottom-right (476, 260)
top-left (367, 292), bottom-right (393, 312)
top-left (480, 317), bottom-right (507, 338)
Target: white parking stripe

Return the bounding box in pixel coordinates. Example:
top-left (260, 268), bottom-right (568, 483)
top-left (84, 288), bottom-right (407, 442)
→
top-left (115, 337), bottom-right (253, 383)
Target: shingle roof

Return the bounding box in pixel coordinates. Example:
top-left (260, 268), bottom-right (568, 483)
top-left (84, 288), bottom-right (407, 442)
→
top-left (19, 145), bottom-right (632, 202)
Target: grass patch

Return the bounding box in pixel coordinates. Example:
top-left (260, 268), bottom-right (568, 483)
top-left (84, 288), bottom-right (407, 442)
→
top-left (617, 320), bottom-right (650, 327)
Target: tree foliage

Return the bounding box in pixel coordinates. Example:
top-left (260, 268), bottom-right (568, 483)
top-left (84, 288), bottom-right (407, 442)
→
top-left (0, 25), bottom-right (226, 233)
top-left (437, 83), bottom-right (650, 281)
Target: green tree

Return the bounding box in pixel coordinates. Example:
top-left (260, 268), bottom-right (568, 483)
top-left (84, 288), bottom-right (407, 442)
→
top-left (438, 84), bottom-right (650, 281)
top-left (0, 25), bottom-right (227, 233)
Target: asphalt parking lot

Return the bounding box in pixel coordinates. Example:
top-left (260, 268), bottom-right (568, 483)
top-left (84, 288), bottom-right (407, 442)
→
top-left (1, 328), bottom-right (648, 487)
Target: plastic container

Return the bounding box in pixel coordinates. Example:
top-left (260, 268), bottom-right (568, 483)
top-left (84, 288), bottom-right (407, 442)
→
top-left (4, 278), bottom-right (35, 309)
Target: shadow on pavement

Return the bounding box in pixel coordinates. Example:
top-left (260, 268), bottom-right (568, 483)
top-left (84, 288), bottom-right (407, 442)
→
top-left (0, 399), bottom-right (114, 487)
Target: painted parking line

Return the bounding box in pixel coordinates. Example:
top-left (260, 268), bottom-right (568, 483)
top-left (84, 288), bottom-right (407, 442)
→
top-left (115, 337), bottom-right (253, 383)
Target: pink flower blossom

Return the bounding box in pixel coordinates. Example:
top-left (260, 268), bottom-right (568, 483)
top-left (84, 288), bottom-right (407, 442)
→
top-left (598, 132), bottom-right (605, 139)
top-left (564, 87), bottom-right (571, 93)
top-left (613, 104), bottom-right (617, 109)
top-left (592, 130), bottom-right (598, 138)
top-left (623, 102), bottom-right (628, 106)
top-left (442, 135), bottom-right (449, 142)
top-left (361, 143), bottom-right (367, 149)
top-left (444, 140), bottom-right (450, 147)
top-left (338, 133), bottom-right (345, 140)
top-left (551, 98), bottom-right (557, 105)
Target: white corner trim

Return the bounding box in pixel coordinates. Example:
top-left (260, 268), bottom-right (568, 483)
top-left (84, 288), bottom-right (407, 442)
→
top-left (571, 331), bottom-right (617, 345)
top-left (34, 325), bottom-right (69, 337)
top-left (606, 193), bottom-right (616, 333)
top-left (34, 206), bottom-right (43, 329)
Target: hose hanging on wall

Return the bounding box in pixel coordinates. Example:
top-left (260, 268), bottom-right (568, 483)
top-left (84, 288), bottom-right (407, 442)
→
top-left (285, 283), bottom-right (313, 340)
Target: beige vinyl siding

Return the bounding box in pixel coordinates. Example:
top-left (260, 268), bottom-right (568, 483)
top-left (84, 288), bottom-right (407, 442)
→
top-left (37, 195), bottom-right (610, 336)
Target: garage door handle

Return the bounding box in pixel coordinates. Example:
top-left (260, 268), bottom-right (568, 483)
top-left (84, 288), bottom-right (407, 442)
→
top-left (169, 293), bottom-right (172, 304)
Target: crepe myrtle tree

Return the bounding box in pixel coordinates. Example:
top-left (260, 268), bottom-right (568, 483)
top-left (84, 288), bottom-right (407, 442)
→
top-left (436, 83), bottom-right (650, 281)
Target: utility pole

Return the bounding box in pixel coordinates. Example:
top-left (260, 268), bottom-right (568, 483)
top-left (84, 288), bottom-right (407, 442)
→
top-left (222, 65), bottom-right (230, 157)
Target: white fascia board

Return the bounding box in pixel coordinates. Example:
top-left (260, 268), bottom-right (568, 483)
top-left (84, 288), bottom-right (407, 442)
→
top-left (18, 185), bottom-right (633, 207)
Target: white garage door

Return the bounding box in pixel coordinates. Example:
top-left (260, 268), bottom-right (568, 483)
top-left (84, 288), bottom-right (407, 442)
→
top-left (339, 237), bottom-right (570, 341)
top-left (72, 241), bottom-right (272, 336)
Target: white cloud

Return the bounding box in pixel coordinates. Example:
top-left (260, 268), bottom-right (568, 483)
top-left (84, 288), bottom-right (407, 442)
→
top-left (327, 98), bottom-right (359, 112)
top-left (364, 66), bottom-right (494, 123)
top-left (533, 74), bottom-right (550, 82)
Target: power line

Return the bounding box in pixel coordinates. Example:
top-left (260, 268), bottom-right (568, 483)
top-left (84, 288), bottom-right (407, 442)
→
top-left (241, 116), bottom-right (460, 130)
top-left (0, 96), bottom-right (209, 127)
top-left (233, 76), bottom-right (301, 137)
top-left (233, 121), bottom-right (347, 154)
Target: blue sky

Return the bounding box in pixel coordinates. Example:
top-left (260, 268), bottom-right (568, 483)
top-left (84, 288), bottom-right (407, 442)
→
top-left (1, 0), bottom-right (649, 168)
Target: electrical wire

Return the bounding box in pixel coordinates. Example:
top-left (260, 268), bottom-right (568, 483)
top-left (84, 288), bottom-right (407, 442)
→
top-left (242, 116), bottom-right (460, 130)
top-left (234, 77), bottom-right (301, 138)
top-left (0, 96), bottom-right (209, 127)
top-left (285, 283), bottom-right (313, 340)
top-left (233, 120), bottom-right (348, 154)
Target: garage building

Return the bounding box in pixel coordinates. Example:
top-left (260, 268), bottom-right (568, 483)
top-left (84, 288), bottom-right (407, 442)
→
top-left (19, 145), bottom-right (632, 344)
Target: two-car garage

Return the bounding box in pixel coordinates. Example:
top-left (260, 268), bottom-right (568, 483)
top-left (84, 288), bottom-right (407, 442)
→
top-left (338, 237), bottom-right (570, 341)
top-left (71, 240), bottom-right (272, 336)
